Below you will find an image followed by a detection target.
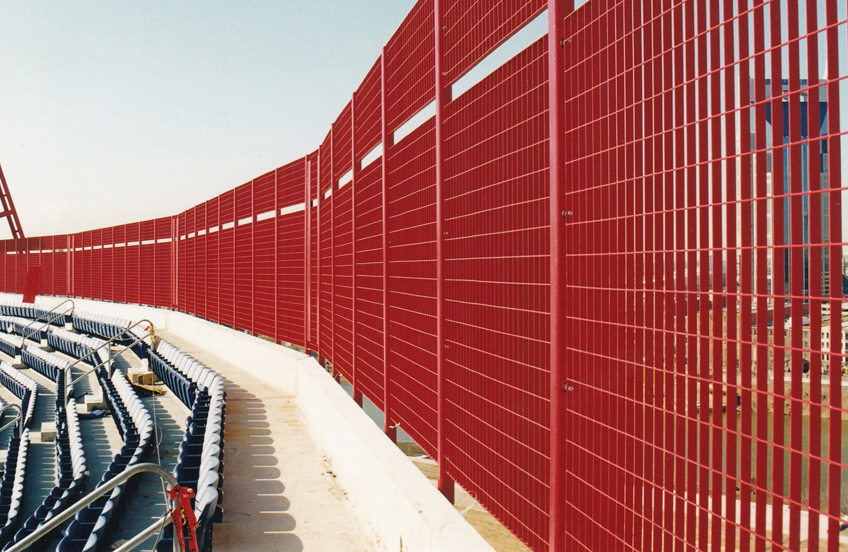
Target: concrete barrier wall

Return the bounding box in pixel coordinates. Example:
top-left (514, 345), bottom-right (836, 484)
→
top-left (1, 293), bottom-right (494, 552)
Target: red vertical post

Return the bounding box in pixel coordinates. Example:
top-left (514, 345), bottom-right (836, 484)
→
top-left (331, 124), bottom-right (338, 381)
top-left (381, 48), bottom-right (396, 443)
top-left (304, 157), bottom-right (311, 352)
top-left (217, 196), bottom-right (222, 323)
top-left (548, 0), bottom-right (571, 549)
top-left (316, 153), bottom-right (323, 362)
top-left (251, 180), bottom-right (257, 336)
top-left (67, 234), bottom-right (72, 298)
top-left (0, 162), bottom-right (25, 240)
top-left (171, 218), bottom-right (176, 309)
top-left (233, 193), bottom-right (237, 327)
top-left (153, 222), bottom-right (158, 308)
top-left (433, 0), bottom-right (454, 505)
top-left (351, 94), bottom-right (362, 407)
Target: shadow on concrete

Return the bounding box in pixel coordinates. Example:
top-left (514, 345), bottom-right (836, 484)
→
top-left (20, 373), bottom-right (58, 520)
top-left (108, 382), bottom-right (186, 550)
top-left (214, 374), bottom-right (302, 552)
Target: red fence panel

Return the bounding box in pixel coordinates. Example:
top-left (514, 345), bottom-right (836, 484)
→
top-left (1, 2), bottom-right (844, 551)
top-left (333, 103), bottom-right (355, 384)
top-left (139, 219), bottom-right (156, 306)
top-left (276, 159), bottom-right (307, 347)
top-left (561, 0), bottom-right (847, 550)
top-left (319, 133), bottom-right (334, 363)
top-left (386, 117), bottom-right (439, 459)
top-left (193, 204), bottom-right (208, 317)
top-left (308, 151), bottom-right (320, 352)
top-left (252, 169), bottom-right (277, 340)
top-left (154, 217), bottom-right (172, 308)
top-left (218, 190), bottom-right (236, 328)
top-left (443, 36), bottom-right (550, 551)
top-left (385, 0), bottom-right (436, 134)
top-left (354, 156), bottom-right (386, 410)
top-left (234, 181), bottom-right (254, 333)
top-left (442, 0), bottom-right (544, 85)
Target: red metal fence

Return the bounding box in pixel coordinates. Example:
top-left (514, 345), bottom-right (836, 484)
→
top-left (0, 0), bottom-right (846, 550)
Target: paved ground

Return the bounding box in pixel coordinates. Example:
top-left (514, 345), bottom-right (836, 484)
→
top-left (159, 330), bottom-right (379, 552)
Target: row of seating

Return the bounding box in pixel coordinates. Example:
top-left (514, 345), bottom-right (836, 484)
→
top-left (0, 363), bottom-right (37, 429)
top-left (0, 335), bottom-right (19, 360)
top-left (6, 398), bottom-right (88, 550)
top-left (148, 351), bottom-right (196, 407)
top-left (57, 367), bottom-right (153, 552)
top-left (154, 342), bottom-right (219, 401)
top-left (72, 312), bottom-right (153, 359)
top-left (21, 346), bottom-right (72, 389)
top-left (0, 316), bottom-right (45, 344)
top-left (0, 425), bottom-right (31, 543)
top-left (71, 312), bottom-right (131, 342)
top-left (0, 302), bottom-right (68, 327)
top-left (152, 342), bottom-right (225, 552)
top-left (47, 329), bottom-right (109, 368)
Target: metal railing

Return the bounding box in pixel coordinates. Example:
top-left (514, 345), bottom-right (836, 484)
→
top-left (0, 403), bottom-right (22, 438)
top-left (69, 330), bottom-right (155, 387)
top-left (64, 319), bottom-right (156, 375)
top-left (19, 299), bottom-right (75, 348)
top-left (6, 463), bottom-right (179, 552)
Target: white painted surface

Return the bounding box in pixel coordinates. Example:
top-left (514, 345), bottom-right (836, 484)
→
top-left (295, 353), bottom-right (495, 552)
top-left (3, 293), bottom-right (494, 552)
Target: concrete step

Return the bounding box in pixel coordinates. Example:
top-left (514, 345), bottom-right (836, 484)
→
top-left (127, 367), bottom-right (155, 386)
top-left (32, 421), bottom-right (56, 443)
top-left (81, 393), bottom-right (106, 413)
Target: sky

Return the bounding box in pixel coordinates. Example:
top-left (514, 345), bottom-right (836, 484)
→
top-left (0, 1), bottom-right (413, 238)
top-left (1, 1), bottom-right (846, 241)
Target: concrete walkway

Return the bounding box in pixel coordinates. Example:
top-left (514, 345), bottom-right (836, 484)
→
top-left (159, 330), bottom-right (378, 552)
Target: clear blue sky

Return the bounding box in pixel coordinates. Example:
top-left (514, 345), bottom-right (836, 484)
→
top-left (0, 1), bottom-right (413, 238)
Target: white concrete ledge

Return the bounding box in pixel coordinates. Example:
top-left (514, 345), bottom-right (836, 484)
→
top-left (2, 293), bottom-right (494, 552)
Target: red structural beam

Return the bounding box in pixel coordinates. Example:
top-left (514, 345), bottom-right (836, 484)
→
top-left (0, 162), bottom-right (25, 240)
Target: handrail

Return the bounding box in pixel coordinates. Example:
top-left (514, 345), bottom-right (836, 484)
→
top-left (65, 318), bottom-right (156, 373)
top-left (70, 331), bottom-right (154, 387)
top-left (113, 513), bottom-right (173, 552)
top-left (0, 403), bottom-right (22, 438)
top-left (19, 299), bottom-right (75, 347)
top-left (5, 463), bottom-right (178, 552)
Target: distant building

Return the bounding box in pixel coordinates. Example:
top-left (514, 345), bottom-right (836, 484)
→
top-left (763, 79), bottom-right (834, 299)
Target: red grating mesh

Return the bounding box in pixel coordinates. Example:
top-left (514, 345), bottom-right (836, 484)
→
top-left (0, 2), bottom-right (842, 550)
top-left (354, 157), bottom-right (386, 410)
top-left (139, 219), bottom-right (156, 306)
top-left (253, 169), bottom-right (278, 340)
top-left (384, 0), bottom-right (436, 133)
top-left (154, 217), bottom-right (172, 308)
top-left (442, 0), bottom-right (545, 85)
top-left (333, 111), bottom-right (355, 383)
top-left (276, 159), bottom-right (307, 346)
top-left (561, 0), bottom-right (847, 550)
top-left (176, 213), bottom-right (187, 312)
top-left (100, 228), bottom-right (114, 302)
top-left (308, 151), bottom-right (320, 351)
top-left (443, 36), bottom-right (550, 551)
top-left (112, 226), bottom-right (127, 304)
top-left (234, 181), bottom-right (254, 333)
top-left (196, 206), bottom-right (206, 317)
top-left (386, 117), bottom-right (439, 458)
top-left (218, 190), bottom-right (236, 328)
top-left (204, 198), bottom-right (221, 324)
top-left (355, 59), bottom-right (383, 161)
top-left (185, 208), bottom-right (198, 315)
top-left (319, 133), bottom-right (334, 363)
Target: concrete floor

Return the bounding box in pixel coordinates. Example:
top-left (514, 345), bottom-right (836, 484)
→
top-left (159, 330), bottom-right (378, 552)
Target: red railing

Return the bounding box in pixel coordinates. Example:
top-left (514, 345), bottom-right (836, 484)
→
top-left (0, 0), bottom-right (846, 550)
